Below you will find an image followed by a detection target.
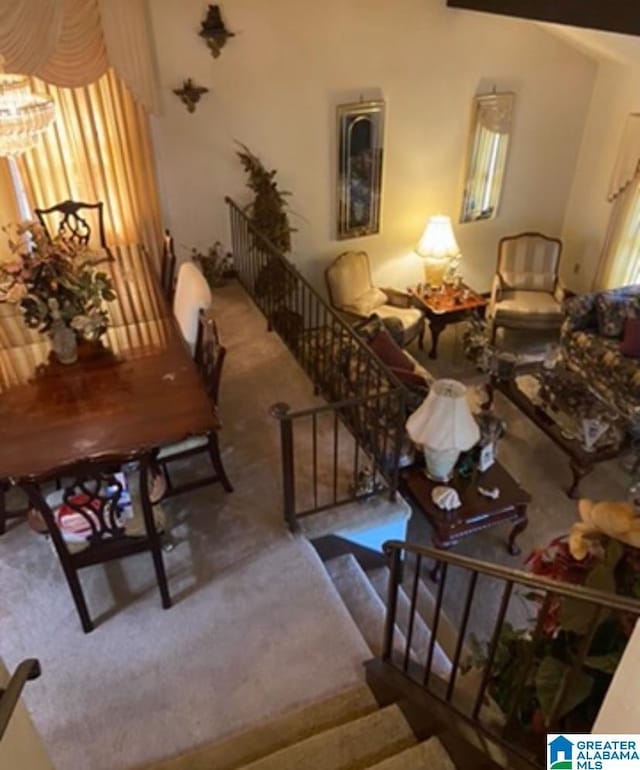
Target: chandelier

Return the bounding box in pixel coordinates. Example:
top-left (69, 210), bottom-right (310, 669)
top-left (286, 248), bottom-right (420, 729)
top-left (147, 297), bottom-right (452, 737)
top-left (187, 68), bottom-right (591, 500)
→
top-left (0, 62), bottom-right (55, 157)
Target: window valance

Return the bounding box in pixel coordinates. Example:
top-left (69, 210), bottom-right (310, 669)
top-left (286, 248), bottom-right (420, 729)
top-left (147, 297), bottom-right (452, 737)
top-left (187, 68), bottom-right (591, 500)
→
top-left (0, 0), bottom-right (158, 112)
top-left (607, 113), bottom-right (640, 202)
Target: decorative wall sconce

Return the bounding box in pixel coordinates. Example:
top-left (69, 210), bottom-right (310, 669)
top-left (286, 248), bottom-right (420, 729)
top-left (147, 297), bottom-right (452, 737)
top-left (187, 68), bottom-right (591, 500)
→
top-left (199, 5), bottom-right (235, 58)
top-left (173, 79), bottom-right (209, 113)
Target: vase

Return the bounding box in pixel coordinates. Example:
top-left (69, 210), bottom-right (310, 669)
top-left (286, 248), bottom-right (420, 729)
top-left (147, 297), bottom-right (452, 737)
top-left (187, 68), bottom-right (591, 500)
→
top-left (50, 320), bottom-right (78, 365)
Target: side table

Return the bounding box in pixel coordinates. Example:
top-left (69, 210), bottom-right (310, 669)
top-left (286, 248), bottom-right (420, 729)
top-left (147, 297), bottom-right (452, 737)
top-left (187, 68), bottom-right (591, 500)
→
top-left (399, 461), bottom-right (531, 580)
top-left (408, 284), bottom-right (487, 360)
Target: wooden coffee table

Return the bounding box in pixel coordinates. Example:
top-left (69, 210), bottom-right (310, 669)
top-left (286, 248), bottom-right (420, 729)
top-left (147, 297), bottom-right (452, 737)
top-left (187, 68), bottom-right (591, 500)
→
top-left (409, 284), bottom-right (487, 359)
top-left (493, 366), bottom-right (628, 498)
top-left (400, 462), bottom-right (531, 579)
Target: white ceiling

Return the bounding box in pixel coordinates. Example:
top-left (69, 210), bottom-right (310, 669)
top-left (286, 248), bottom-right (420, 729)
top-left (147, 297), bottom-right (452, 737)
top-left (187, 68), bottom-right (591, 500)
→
top-left (540, 21), bottom-right (640, 65)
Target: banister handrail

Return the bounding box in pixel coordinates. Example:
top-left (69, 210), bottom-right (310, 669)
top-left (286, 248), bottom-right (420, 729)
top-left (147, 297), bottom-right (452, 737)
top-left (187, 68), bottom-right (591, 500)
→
top-left (224, 196), bottom-right (405, 392)
top-left (383, 540), bottom-right (640, 612)
top-left (0, 658), bottom-right (41, 741)
top-left (380, 539), bottom-right (640, 768)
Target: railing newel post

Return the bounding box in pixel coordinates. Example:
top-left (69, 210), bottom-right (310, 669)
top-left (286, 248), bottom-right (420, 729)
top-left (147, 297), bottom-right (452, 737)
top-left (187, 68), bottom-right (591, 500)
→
top-left (382, 545), bottom-right (402, 661)
top-left (269, 402), bottom-right (297, 532)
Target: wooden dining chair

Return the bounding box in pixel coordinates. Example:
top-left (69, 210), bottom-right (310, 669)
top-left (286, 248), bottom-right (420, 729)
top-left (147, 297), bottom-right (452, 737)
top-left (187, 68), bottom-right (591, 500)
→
top-left (161, 229), bottom-right (177, 302)
top-left (155, 311), bottom-right (233, 498)
top-left (23, 456), bottom-right (171, 634)
top-left (0, 481), bottom-right (28, 536)
top-left (34, 199), bottom-right (107, 249)
top-left (173, 261), bottom-right (212, 354)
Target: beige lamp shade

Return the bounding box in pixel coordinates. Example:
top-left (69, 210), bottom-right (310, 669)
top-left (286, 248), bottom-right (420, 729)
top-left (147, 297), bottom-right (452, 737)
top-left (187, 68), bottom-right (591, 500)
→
top-left (406, 379), bottom-right (479, 482)
top-left (415, 215), bottom-right (460, 260)
top-left (415, 215), bottom-right (460, 287)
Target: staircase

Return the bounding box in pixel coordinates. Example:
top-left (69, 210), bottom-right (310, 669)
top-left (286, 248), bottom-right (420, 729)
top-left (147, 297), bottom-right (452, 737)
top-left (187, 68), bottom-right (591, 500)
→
top-left (144, 684), bottom-right (456, 770)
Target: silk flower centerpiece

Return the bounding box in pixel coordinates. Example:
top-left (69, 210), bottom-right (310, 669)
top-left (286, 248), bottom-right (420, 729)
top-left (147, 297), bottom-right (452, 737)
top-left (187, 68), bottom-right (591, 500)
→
top-left (406, 379), bottom-right (480, 482)
top-left (0, 221), bottom-right (116, 363)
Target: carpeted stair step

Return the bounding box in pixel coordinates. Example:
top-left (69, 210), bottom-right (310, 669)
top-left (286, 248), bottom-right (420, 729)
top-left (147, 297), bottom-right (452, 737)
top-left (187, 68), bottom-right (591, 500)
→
top-left (325, 553), bottom-right (406, 657)
top-left (143, 685), bottom-right (379, 770)
top-left (366, 736), bottom-right (457, 770)
top-left (367, 566), bottom-right (453, 678)
top-left (236, 703), bottom-right (416, 770)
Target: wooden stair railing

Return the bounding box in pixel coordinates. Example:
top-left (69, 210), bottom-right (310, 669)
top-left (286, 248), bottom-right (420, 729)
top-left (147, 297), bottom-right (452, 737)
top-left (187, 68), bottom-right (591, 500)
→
top-left (0, 658), bottom-right (41, 742)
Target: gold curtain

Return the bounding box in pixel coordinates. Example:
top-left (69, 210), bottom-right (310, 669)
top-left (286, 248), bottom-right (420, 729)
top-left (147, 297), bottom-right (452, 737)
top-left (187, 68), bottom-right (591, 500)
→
top-left (16, 68), bottom-right (162, 264)
top-left (596, 180), bottom-right (640, 289)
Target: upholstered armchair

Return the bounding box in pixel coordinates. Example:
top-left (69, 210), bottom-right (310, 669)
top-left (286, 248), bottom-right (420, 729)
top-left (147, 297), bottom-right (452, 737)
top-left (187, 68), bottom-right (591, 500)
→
top-left (325, 251), bottom-right (424, 348)
top-left (488, 232), bottom-right (565, 343)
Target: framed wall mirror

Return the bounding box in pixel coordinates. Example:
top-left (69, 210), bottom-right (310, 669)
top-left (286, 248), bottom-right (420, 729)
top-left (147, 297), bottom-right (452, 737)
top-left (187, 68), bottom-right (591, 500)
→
top-left (336, 100), bottom-right (385, 239)
top-left (460, 92), bottom-right (515, 223)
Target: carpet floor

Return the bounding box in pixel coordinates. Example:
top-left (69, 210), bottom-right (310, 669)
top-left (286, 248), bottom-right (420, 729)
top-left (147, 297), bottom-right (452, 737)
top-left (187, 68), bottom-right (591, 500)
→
top-left (0, 282), bottom-right (369, 770)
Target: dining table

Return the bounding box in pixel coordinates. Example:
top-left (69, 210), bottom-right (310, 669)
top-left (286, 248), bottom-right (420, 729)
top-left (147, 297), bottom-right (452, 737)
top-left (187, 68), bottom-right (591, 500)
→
top-left (0, 244), bottom-right (219, 487)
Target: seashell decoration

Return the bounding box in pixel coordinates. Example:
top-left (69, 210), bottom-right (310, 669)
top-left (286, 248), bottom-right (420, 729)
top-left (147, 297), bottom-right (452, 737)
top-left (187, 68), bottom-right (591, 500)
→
top-left (431, 485), bottom-right (461, 511)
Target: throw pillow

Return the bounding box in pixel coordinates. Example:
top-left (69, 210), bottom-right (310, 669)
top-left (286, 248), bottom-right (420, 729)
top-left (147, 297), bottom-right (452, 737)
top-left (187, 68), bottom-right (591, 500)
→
top-left (621, 317), bottom-right (640, 357)
top-left (389, 366), bottom-right (429, 389)
top-left (595, 294), bottom-right (638, 338)
top-left (369, 328), bottom-right (415, 371)
top-left (344, 286), bottom-right (387, 316)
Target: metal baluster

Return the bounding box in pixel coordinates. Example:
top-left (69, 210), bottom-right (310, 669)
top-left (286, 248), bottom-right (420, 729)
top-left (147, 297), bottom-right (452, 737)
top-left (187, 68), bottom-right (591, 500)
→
top-left (446, 570), bottom-right (478, 702)
top-left (403, 554), bottom-right (423, 672)
top-left (333, 410), bottom-right (339, 504)
top-left (424, 561), bottom-right (448, 688)
top-left (312, 412), bottom-right (318, 510)
top-left (472, 580), bottom-right (514, 720)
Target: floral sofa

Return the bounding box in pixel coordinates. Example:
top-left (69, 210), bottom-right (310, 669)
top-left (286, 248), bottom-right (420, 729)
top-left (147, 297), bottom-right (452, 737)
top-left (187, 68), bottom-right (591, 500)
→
top-left (560, 285), bottom-right (640, 421)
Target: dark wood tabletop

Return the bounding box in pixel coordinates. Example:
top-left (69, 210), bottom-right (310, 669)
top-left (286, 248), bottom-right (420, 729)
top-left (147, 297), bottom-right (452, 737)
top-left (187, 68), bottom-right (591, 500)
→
top-left (400, 461), bottom-right (531, 577)
top-left (0, 244), bottom-right (219, 482)
top-left (408, 284), bottom-right (487, 316)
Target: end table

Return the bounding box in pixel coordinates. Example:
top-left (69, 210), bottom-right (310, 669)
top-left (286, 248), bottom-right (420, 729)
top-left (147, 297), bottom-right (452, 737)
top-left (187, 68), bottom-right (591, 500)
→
top-left (400, 461), bottom-right (531, 580)
top-left (408, 284), bottom-right (487, 359)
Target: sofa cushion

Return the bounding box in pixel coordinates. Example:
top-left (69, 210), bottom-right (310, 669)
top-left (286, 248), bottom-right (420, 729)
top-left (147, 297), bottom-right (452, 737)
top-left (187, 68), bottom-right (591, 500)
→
top-left (494, 290), bottom-right (563, 323)
top-left (327, 251), bottom-right (373, 309)
top-left (595, 294), bottom-right (639, 337)
top-left (622, 317), bottom-right (640, 358)
top-left (344, 286), bottom-right (387, 316)
top-left (373, 303), bottom-right (423, 331)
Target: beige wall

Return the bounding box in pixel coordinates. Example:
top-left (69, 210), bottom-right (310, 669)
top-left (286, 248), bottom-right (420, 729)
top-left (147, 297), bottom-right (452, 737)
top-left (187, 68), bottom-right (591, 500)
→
top-left (561, 58), bottom-right (640, 292)
top-left (0, 660), bottom-right (54, 770)
top-left (148, 0), bottom-right (596, 294)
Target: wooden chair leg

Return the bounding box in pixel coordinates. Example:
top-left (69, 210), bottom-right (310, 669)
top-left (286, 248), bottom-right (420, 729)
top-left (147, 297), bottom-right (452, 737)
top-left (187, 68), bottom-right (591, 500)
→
top-left (208, 434), bottom-right (233, 492)
top-left (62, 562), bottom-right (94, 633)
top-left (149, 537), bottom-right (172, 609)
top-left (0, 483), bottom-right (6, 536)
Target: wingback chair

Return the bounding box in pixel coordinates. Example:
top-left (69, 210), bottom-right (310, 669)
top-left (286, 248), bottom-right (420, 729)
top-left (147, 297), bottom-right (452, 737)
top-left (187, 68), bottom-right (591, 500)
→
top-left (325, 251), bottom-right (424, 348)
top-left (488, 232), bottom-right (565, 343)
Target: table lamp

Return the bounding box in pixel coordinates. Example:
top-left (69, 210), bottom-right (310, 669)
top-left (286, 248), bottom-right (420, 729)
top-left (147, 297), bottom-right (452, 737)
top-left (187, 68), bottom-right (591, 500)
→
top-left (406, 379), bottom-right (480, 482)
top-left (415, 215), bottom-right (461, 288)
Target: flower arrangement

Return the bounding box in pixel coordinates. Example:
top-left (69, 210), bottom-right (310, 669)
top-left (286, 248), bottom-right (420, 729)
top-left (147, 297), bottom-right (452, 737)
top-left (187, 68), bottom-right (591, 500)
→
top-left (467, 531), bottom-right (639, 737)
top-left (0, 221), bottom-right (116, 340)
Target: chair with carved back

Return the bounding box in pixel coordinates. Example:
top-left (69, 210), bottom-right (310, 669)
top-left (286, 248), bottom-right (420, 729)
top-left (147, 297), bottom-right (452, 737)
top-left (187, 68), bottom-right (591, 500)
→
top-left (23, 456), bottom-right (170, 633)
top-left (34, 199), bottom-right (107, 250)
top-left (161, 228), bottom-right (177, 302)
top-left (155, 310), bottom-right (233, 498)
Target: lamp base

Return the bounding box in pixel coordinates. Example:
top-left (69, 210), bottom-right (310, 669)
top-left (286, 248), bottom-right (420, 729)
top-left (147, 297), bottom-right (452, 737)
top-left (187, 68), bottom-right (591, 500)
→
top-left (423, 257), bottom-right (449, 289)
top-left (423, 447), bottom-right (460, 483)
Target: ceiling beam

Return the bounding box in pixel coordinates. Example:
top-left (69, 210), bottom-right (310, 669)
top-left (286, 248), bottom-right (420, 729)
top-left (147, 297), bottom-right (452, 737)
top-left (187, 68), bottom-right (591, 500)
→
top-left (446, 0), bottom-right (640, 37)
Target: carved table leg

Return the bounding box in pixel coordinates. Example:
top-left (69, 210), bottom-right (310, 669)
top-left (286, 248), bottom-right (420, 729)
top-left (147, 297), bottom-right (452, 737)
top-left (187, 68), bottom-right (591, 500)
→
top-left (428, 318), bottom-right (447, 360)
top-left (568, 461), bottom-right (591, 499)
top-left (507, 504), bottom-right (529, 556)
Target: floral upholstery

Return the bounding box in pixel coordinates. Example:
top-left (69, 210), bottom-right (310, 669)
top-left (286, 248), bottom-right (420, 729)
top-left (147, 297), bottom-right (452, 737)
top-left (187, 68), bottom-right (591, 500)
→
top-left (560, 285), bottom-right (640, 420)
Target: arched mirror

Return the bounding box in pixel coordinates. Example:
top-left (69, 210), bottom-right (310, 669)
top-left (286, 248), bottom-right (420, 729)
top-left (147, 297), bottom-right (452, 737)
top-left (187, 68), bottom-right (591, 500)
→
top-left (460, 92), bottom-right (515, 223)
